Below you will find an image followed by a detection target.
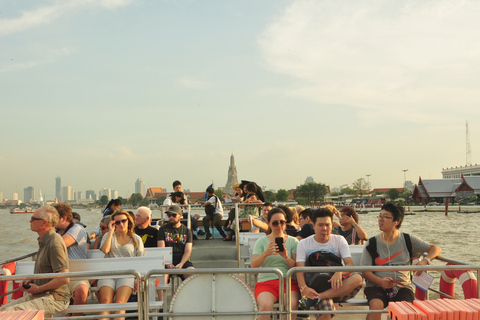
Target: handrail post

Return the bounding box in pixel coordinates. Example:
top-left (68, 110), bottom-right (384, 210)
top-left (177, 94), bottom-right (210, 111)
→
top-left (235, 202), bottom-right (241, 268)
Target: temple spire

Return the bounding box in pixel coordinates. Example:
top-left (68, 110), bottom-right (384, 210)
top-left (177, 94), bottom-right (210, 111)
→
top-left (224, 153), bottom-right (239, 194)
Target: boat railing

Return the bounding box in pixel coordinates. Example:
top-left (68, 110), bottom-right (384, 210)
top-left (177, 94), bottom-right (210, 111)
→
top-left (2, 262), bottom-right (479, 320)
top-left (0, 251), bottom-right (37, 266)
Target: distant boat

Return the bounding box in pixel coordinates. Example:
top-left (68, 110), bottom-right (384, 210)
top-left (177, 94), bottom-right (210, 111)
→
top-left (10, 208), bottom-right (35, 214)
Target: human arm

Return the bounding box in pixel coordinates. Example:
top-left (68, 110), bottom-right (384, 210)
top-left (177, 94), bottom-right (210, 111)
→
top-left (415, 243), bottom-right (442, 275)
top-left (25, 269), bottom-right (70, 295)
top-left (176, 242), bottom-right (192, 269)
top-left (62, 233), bottom-right (76, 247)
top-left (250, 239), bottom-right (277, 268)
top-left (345, 216), bottom-right (368, 240)
top-left (99, 221), bottom-right (115, 254)
top-left (296, 261), bottom-right (321, 299)
top-left (249, 216), bottom-right (269, 232)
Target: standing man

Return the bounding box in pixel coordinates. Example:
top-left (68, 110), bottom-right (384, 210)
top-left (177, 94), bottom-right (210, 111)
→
top-left (134, 206), bottom-right (158, 247)
top-left (296, 208), bottom-right (314, 240)
top-left (54, 203), bottom-right (89, 313)
top-left (0, 206), bottom-right (70, 317)
top-left (157, 205), bottom-right (195, 282)
top-left (360, 203), bottom-right (442, 320)
top-left (296, 208), bottom-right (363, 320)
top-left (202, 187), bottom-right (226, 240)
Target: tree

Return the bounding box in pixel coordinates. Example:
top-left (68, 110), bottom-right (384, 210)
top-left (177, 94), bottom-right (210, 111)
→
top-left (215, 189), bottom-right (224, 200)
top-left (276, 189), bottom-right (290, 201)
top-left (352, 178), bottom-right (369, 197)
top-left (99, 195), bottom-right (109, 206)
top-left (339, 187), bottom-right (355, 195)
top-left (156, 196), bottom-right (166, 206)
top-left (129, 193), bottom-right (143, 206)
top-left (264, 191), bottom-right (276, 203)
top-left (139, 198), bottom-right (150, 206)
top-left (387, 188), bottom-right (400, 201)
top-left (293, 182), bottom-right (328, 203)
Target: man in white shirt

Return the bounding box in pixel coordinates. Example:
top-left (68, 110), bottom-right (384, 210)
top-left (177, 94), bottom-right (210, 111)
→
top-left (202, 187), bottom-right (226, 240)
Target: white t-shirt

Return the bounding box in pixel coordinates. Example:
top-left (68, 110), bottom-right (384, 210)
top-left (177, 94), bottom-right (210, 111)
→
top-left (296, 234), bottom-right (351, 263)
top-left (58, 223), bottom-right (88, 260)
top-left (206, 195), bottom-right (223, 216)
top-left (100, 233), bottom-right (145, 258)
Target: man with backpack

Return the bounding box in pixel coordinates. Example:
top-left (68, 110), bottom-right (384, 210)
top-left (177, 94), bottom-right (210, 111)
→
top-left (359, 203), bottom-right (442, 320)
top-left (296, 208), bottom-right (363, 319)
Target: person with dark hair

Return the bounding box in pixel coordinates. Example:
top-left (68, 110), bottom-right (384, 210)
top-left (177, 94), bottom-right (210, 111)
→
top-left (163, 181), bottom-right (203, 238)
top-left (296, 208), bottom-right (314, 240)
top-left (251, 207), bottom-right (300, 320)
top-left (332, 206), bottom-right (368, 245)
top-left (54, 203), bottom-right (89, 315)
top-left (0, 206), bottom-right (70, 317)
top-left (223, 184), bottom-right (246, 240)
top-left (98, 209), bottom-right (144, 320)
top-left (230, 182), bottom-right (262, 232)
top-left (202, 187), bottom-right (226, 240)
top-left (296, 208), bottom-right (363, 319)
top-left (360, 203), bottom-right (442, 320)
top-left (278, 205), bottom-right (298, 237)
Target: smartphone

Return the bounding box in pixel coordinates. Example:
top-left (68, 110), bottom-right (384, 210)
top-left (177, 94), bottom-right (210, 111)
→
top-left (22, 283), bottom-right (31, 289)
top-left (275, 237), bottom-right (284, 252)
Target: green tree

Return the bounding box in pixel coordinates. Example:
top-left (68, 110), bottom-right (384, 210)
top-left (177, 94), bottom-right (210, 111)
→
top-left (214, 189), bottom-right (224, 200)
top-left (156, 196), bottom-right (166, 207)
top-left (129, 193), bottom-right (143, 206)
top-left (352, 178), bottom-right (369, 197)
top-left (276, 189), bottom-right (290, 201)
top-left (99, 195), bottom-right (109, 206)
top-left (139, 198), bottom-right (150, 206)
top-left (264, 191), bottom-right (276, 203)
top-left (387, 188), bottom-right (400, 201)
top-left (339, 187), bottom-right (355, 195)
top-left (294, 182), bottom-right (328, 203)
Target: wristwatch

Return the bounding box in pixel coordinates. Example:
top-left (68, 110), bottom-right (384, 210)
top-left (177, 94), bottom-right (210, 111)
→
top-left (424, 257), bottom-right (431, 265)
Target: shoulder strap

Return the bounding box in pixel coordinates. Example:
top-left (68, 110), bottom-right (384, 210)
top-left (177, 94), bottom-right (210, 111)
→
top-left (403, 233), bottom-right (413, 262)
top-left (366, 236), bottom-right (378, 265)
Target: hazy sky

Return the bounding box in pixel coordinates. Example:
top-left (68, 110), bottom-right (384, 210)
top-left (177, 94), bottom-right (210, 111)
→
top-left (1, 0), bottom-right (479, 200)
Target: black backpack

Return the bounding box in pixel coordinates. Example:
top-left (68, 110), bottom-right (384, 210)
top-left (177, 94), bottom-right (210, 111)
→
top-left (365, 233), bottom-right (413, 265)
top-left (305, 251), bottom-right (343, 293)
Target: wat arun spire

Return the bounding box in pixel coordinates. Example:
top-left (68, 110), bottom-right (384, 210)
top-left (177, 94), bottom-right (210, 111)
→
top-left (224, 153), bottom-right (239, 194)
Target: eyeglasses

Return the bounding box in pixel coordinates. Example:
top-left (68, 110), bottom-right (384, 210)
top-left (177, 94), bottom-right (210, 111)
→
top-left (30, 216), bottom-right (44, 221)
top-left (377, 215), bottom-right (394, 220)
top-left (100, 226), bottom-right (108, 230)
top-left (166, 213), bottom-right (178, 218)
top-left (271, 220), bottom-right (287, 227)
top-left (114, 219), bottom-right (128, 225)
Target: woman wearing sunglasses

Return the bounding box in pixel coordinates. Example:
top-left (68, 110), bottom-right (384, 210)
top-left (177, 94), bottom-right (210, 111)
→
top-left (98, 210), bottom-right (144, 320)
top-left (251, 207), bottom-right (300, 320)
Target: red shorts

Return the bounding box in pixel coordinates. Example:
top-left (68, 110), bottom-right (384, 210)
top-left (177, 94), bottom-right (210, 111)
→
top-left (254, 279), bottom-right (300, 301)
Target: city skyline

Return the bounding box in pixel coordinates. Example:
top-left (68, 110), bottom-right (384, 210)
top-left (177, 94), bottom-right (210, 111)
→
top-left (1, 1), bottom-right (479, 199)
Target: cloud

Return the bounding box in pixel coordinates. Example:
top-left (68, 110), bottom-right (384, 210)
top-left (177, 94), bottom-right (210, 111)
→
top-left (0, 0), bottom-right (132, 36)
top-left (175, 76), bottom-right (211, 89)
top-left (258, 0), bottom-right (480, 124)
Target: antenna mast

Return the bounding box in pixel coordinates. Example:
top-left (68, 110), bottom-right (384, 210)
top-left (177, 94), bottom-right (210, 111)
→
top-left (466, 121), bottom-right (472, 166)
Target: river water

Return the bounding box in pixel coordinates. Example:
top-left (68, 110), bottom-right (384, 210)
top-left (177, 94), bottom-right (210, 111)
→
top-left (1, 208), bottom-right (478, 297)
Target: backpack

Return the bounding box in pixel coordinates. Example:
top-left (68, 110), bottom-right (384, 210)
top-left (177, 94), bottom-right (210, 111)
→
top-left (365, 233), bottom-right (413, 266)
top-left (305, 251), bottom-right (343, 293)
top-left (205, 195), bottom-right (217, 216)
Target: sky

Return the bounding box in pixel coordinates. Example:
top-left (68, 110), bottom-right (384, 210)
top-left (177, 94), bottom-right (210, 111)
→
top-left (1, 0), bottom-right (479, 200)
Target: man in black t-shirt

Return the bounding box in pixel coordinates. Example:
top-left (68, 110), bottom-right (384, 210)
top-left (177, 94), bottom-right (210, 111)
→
top-left (296, 208), bottom-right (315, 240)
top-left (134, 206), bottom-right (158, 247)
top-left (157, 205), bottom-right (195, 281)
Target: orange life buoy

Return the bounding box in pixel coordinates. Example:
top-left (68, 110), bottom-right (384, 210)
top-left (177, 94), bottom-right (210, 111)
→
top-left (0, 262), bottom-right (16, 306)
top-left (439, 263), bottom-right (478, 299)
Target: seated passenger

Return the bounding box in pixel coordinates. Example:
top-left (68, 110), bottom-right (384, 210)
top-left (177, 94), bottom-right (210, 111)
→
top-left (296, 208), bottom-right (314, 240)
top-left (332, 206), bottom-right (367, 245)
top-left (202, 187), bottom-right (227, 240)
top-left (296, 208), bottom-right (363, 320)
top-left (251, 207), bottom-right (300, 320)
top-left (98, 210), bottom-right (144, 320)
top-left (360, 203), bottom-right (441, 320)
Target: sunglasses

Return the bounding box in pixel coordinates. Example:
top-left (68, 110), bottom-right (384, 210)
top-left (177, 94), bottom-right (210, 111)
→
top-left (100, 226), bottom-right (108, 230)
top-left (30, 216), bottom-right (44, 221)
top-left (271, 220), bottom-right (287, 227)
top-left (114, 219), bottom-right (128, 225)
top-left (166, 213), bottom-right (178, 218)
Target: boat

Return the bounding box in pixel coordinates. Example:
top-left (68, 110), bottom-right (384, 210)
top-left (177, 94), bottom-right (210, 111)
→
top-left (9, 208), bottom-right (35, 214)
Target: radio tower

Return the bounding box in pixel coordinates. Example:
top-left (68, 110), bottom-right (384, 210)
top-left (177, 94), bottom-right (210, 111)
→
top-left (466, 121), bottom-right (472, 166)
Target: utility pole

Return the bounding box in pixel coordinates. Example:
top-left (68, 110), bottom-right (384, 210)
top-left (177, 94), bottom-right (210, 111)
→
top-left (366, 174), bottom-right (371, 197)
top-left (402, 169), bottom-right (408, 205)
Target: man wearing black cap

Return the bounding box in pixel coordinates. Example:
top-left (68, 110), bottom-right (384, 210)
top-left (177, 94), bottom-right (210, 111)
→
top-left (157, 205), bottom-right (195, 281)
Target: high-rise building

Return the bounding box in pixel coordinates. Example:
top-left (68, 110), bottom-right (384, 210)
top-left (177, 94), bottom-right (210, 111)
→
top-left (12, 192), bottom-right (18, 200)
top-left (24, 186), bottom-right (35, 203)
top-left (55, 177), bottom-right (62, 202)
top-left (99, 188), bottom-right (118, 200)
top-left (0, 191), bottom-right (3, 202)
top-left (224, 153), bottom-right (239, 194)
top-left (86, 190), bottom-right (96, 200)
top-left (135, 179), bottom-right (146, 197)
top-left (62, 186), bottom-right (73, 201)
top-left (77, 191), bottom-right (83, 200)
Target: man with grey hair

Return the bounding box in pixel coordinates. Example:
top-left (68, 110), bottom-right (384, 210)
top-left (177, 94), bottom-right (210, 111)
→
top-left (0, 206), bottom-right (70, 317)
top-left (134, 206), bottom-right (158, 247)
